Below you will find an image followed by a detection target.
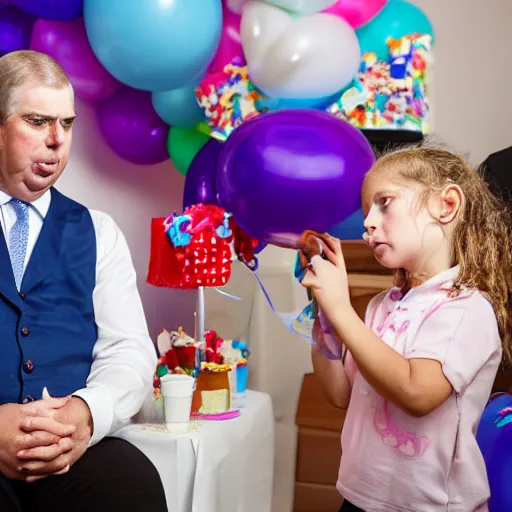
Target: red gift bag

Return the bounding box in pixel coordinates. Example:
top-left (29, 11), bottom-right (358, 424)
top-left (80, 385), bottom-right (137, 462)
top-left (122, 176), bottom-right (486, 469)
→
top-left (146, 214), bottom-right (234, 289)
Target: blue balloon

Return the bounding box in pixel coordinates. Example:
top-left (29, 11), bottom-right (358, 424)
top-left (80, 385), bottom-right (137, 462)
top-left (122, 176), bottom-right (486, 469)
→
top-left (256, 91), bottom-right (341, 112)
top-left (13, 0), bottom-right (83, 20)
top-left (329, 208), bottom-right (365, 240)
top-left (84, 0), bottom-right (222, 91)
top-left (152, 87), bottom-right (204, 128)
top-left (356, 0), bottom-right (434, 61)
top-left (477, 393), bottom-right (512, 512)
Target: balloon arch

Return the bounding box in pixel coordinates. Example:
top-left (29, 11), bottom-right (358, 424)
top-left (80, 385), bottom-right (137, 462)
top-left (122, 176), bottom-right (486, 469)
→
top-left (0, 0), bottom-right (434, 239)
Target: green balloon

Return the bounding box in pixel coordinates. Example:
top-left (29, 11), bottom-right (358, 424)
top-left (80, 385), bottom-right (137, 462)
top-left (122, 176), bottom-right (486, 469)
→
top-left (167, 126), bottom-right (210, 176)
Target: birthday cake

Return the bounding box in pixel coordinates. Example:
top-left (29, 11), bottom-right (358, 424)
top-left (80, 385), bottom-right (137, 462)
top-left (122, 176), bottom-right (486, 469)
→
top-left (153, 328), bottom-right (250, 417)
top-left (192, 362), bottom-right (232, 415)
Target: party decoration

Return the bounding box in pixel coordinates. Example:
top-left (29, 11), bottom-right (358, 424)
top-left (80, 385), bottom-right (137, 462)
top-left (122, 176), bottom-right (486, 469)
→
top-left (183, 139), bottom-right (223, 209)
top-left (264, 0), bottom-right (337, 15)
top-left (30, 18), bottom-right (121, 102)
top-left (208, 3), bottom-right (243, 74)
top-left (329, 209), bottom-right (365, 240)
top-left (147, 205), bottom-right (234, 289)
top-left (84, 0), bottom-right (223, 91)
top-left (256, 91), bottom-right (341, 112)
top-left (196, 122), bottom-right (212, 137)
top-left (216, 109), bottom-right (375, 242)
top-left (195, 59), bottom-right (262, 141)
top-left (152, 86), bottom-right (205, 129)
top-left (226, 0), bottom-right (247, 13)
top-left (13, 0), bottom-right (83, 20)
top-left (147, 204), bottom-right (259, 289)
top-left (97, 88), bottom-right (168, 166)
top-left (0, 5), bottom-right (34, 56)
top-left (477, 393), bottom-right (512, 512)
top-left (328, 34), bottom-right (432, 133)
top-left (323, 0), bottom-right (387, 29)
top-left (167, 126), bottom-right (211, 176)
top-left (241, 1), bottom-right (360, 98)
top-left (356, 0), bottom-right (434, 61)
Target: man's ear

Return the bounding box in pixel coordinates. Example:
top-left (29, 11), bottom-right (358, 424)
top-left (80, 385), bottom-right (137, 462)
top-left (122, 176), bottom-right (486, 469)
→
top-left (432, 184), bottom-right (464, 224)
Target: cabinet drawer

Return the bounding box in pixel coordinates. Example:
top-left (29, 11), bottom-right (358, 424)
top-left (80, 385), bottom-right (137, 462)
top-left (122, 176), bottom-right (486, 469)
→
top-left (293, 482), bottom-right (343, 512)
top-left (296, 427), bottom-right (341, 485)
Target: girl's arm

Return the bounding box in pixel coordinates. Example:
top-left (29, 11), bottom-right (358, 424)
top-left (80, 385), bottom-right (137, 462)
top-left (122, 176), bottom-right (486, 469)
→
top-left (329, 309), bottom-right (451, 417)
top-left (302, 240), bottom-right (452, 418)
top-left (311, 345), bottom-right (351, 409)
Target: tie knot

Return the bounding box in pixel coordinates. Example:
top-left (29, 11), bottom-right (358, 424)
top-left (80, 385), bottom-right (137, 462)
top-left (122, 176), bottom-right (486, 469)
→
top-left (9, 198), bottom-right (28, 218)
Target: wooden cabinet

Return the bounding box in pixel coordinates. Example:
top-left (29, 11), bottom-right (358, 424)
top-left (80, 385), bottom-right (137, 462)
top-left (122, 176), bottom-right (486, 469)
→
top-left (294, 373), bottom-right (344, 512)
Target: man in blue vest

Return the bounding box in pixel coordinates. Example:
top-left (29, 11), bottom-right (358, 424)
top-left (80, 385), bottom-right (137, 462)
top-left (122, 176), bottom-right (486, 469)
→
top-left (0, 51), bottom-right (167, 511)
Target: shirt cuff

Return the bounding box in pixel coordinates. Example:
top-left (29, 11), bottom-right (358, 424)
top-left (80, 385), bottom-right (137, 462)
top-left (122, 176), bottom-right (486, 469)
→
top-left (73, 385), bottom-right (114, 446)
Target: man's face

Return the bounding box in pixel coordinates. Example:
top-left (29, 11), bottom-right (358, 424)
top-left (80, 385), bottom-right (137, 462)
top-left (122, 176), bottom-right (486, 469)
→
top-left (0, 84), bottom-right (75, 202)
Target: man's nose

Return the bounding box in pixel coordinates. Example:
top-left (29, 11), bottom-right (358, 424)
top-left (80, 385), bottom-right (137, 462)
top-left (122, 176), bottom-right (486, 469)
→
top-left (45, 122), bottom-right (65, 149)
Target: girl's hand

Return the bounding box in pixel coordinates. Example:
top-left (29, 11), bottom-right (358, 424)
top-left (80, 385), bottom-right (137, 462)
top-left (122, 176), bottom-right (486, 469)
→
top-left (300, 236), bottom-right (352, 321)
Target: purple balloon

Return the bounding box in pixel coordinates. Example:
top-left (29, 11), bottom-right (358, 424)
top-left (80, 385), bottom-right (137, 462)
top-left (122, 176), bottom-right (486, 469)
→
top-left (183, 138), bottom-right (222, 209)
top-left (12, 0), bottom-right (83, 20)
top-left (30, 18), bottom-right (121, 101)
top-left (217, 109), bottom-right (375, 243)
top-left (97, 88), bottom-right (169, 166)
top-left (0, 5), bottom-right (34, 55)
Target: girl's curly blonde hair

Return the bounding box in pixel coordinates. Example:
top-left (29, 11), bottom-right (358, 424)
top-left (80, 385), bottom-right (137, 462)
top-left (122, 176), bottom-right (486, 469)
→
top-left (369, 146), bottom-right (512, 361)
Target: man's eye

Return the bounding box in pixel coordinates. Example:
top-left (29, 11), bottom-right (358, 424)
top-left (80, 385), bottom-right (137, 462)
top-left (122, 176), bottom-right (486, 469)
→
top-left (380, 197), bottom-right (392, 208)
top-left (28, 118), bottom-right (46, 126)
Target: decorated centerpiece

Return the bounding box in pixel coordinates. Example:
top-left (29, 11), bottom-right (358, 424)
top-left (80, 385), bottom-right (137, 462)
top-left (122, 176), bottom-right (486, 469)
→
top-left (153, 327), bottom-right (250, 417)
top-left (148, 202), bottom-right (257, 421)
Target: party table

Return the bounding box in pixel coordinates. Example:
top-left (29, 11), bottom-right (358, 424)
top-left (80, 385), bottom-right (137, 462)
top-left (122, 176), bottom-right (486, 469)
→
top-left (113, 390), bottom-right (274, 512)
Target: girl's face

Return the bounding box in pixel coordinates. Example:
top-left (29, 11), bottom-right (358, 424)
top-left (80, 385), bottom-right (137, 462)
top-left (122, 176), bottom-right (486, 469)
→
top-left (361, 170), bottom-right (448, 274)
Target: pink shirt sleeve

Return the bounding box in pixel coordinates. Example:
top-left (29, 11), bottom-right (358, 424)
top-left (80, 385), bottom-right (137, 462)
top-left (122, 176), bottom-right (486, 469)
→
top-left (403, 292), bottom-right (502, 394)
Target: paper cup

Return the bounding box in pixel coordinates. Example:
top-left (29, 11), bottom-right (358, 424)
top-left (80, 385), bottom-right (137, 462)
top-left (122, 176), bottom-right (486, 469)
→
top-left (160, 374), bottom-right (194, 431)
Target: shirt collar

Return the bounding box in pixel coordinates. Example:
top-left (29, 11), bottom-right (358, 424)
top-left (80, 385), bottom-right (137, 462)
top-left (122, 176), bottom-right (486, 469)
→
top-left (390, 265), bottom-right (461, 302)
top-left (0, 189), bottom-right (51, 219)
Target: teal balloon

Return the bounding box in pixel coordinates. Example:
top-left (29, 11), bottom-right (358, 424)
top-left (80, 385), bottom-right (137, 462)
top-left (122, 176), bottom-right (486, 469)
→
top-left (152, 87), bottom-right (204, 128)
top-left (356, 0), bottom-right (434, 61)
top-left (84, 0), bottom-right (222, 91)
top-left (256, 91), bottom-right (341, 112)
top-left (255, 86), bottom-right (348, 113)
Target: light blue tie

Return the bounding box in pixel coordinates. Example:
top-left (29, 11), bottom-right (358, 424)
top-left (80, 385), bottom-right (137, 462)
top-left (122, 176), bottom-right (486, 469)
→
top-left (9, 198), bottom-right (29, 290)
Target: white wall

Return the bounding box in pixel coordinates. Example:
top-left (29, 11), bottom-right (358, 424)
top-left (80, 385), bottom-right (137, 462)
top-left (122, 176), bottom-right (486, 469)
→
top-left (412, 0), bottom-right (512, 163)
top-left (57, 0), bottom-right (512, 340)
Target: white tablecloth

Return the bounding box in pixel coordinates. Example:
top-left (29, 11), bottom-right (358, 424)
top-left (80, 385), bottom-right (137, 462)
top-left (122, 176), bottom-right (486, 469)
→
top-left (114, 390), bottom-right (274, 512)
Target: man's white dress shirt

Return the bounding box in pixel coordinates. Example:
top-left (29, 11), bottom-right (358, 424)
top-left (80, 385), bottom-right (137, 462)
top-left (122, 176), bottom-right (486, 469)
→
top-left (0, 189), bottom-right (156, 445)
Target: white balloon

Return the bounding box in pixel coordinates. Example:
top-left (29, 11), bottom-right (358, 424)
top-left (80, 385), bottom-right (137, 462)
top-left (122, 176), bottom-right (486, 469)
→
top-left (241, 1), bottom-right (360, 99)
top-left (263, 0), bottom-right (337, 15)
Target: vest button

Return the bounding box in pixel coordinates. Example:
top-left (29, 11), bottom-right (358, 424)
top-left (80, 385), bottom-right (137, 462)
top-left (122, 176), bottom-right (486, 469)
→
top-left (22, 395), bottom-right (34, 403)
top-left (21, 327), bottom-right (30, 337)
top-left (23, 360), bottom-right (34, 374)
